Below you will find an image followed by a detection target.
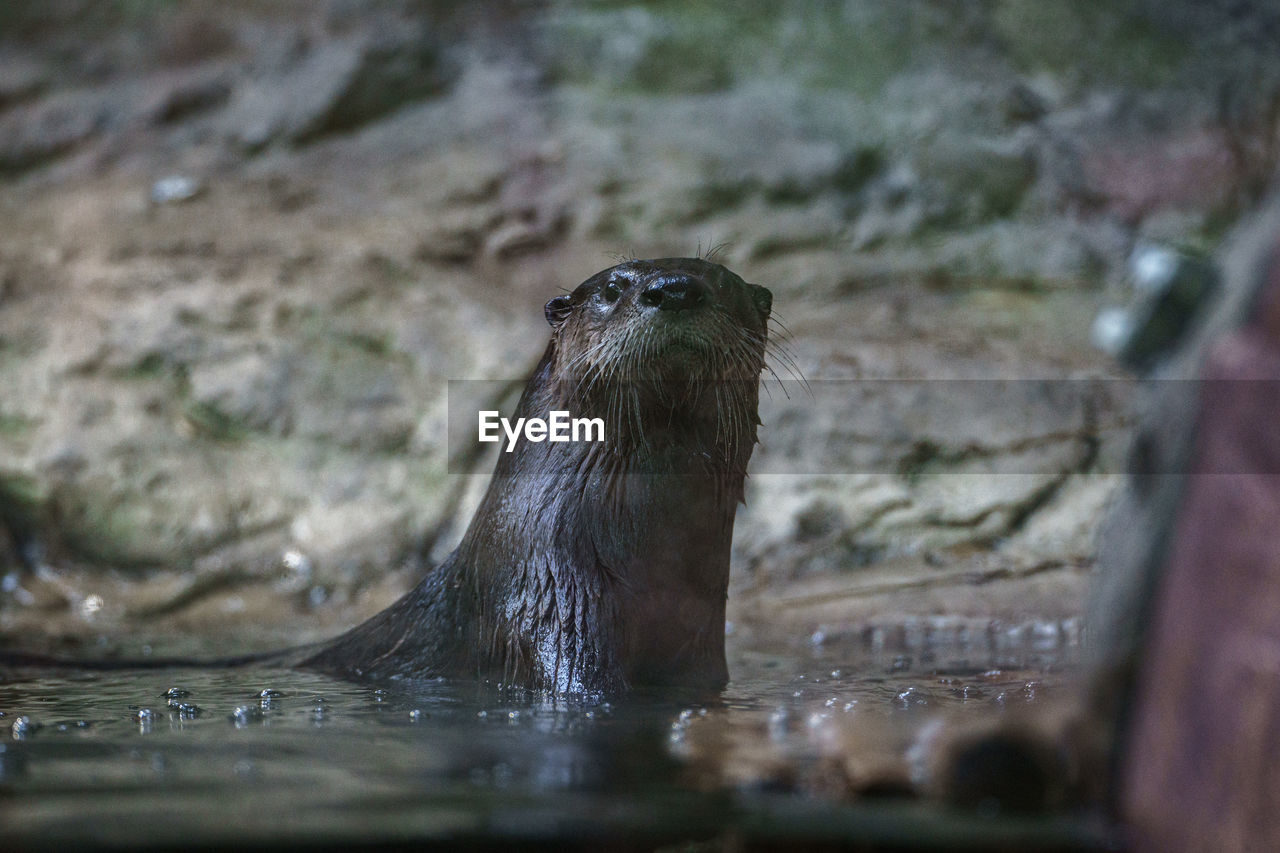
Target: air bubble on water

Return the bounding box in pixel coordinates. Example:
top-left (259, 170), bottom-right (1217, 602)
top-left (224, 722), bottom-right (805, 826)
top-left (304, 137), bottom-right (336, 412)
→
top-left (258, 688), bottom-right (283, 711)
top-left (895, 687), bottom-right (927, 710)
top-left (55, 720), bottom-right (92, 732)
top-left (408, 709), bottom-right (422, 722)
top-left (161, 687), bottom-right (190, 700)
top-left (11, 716), bottom-right (36, 739)
top-left (230, 705), bottom-right (265, 728)
top-left (476, 710), bottom-right (487, 719)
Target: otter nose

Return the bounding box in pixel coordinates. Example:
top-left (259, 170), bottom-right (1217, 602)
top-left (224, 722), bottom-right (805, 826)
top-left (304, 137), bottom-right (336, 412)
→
top-left (638, 274), bottom-right (710, 312)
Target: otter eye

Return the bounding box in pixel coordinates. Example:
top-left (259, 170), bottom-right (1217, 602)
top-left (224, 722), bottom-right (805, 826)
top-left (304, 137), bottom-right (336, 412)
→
top-left (601, 278), bottom-right (623, 303)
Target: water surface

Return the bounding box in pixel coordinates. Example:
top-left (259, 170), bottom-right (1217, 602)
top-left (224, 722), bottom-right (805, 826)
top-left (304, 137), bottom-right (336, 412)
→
top-left (1, 627), bottom-right (1108, 850)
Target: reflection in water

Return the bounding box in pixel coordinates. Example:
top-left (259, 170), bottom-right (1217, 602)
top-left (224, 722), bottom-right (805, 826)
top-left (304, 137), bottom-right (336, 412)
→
top-left (0, 631), bottom-right (1103, 849)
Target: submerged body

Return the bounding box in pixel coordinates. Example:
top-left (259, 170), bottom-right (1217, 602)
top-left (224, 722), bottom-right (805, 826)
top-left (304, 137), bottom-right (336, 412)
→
top-left (2, 259), bottom-right (773, 695)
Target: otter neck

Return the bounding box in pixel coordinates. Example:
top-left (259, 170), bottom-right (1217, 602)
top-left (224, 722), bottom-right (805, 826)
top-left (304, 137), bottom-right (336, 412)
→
top-left (454, 348), bottom-right (756, 693)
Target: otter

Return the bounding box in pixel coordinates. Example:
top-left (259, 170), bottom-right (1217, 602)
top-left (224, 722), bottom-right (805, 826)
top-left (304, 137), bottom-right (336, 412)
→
top-left (2, 258), bottom-right (774, 695)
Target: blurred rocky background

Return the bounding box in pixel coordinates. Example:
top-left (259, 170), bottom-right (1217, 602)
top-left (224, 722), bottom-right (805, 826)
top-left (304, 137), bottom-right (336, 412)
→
top-left (0, 0), bottom-right (1277, 657)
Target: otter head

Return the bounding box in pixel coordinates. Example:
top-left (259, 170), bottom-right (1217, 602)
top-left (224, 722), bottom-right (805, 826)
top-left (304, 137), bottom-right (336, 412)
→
top-left (540, 258), bottom-right (772, 465)
top-left (544, 257), bottom-right (772, 382)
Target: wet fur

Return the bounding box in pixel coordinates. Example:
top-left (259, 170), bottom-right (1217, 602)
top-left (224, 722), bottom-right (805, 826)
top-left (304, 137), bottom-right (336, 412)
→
top-left (301, 258), bottom-right (772, 694)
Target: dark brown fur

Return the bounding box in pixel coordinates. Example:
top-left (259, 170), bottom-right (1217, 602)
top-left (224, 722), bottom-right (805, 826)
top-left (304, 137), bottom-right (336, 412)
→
top-left (301, 258), bottom-right (772, 694)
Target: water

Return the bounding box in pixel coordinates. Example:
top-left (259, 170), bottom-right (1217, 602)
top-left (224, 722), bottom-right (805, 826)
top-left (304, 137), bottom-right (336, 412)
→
top-left (0, 630), bottom-right (1110, 850)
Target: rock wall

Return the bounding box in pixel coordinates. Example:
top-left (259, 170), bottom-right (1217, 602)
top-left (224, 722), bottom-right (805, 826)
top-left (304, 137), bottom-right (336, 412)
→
top-left (0, 0), bottom-right (1276, 654)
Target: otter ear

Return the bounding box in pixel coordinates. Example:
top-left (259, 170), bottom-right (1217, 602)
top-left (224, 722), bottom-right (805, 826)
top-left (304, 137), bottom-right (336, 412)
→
top-left (750, 284), bottom-right (773, 318)
top-left (545, 295), bottom-right (574, 327)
